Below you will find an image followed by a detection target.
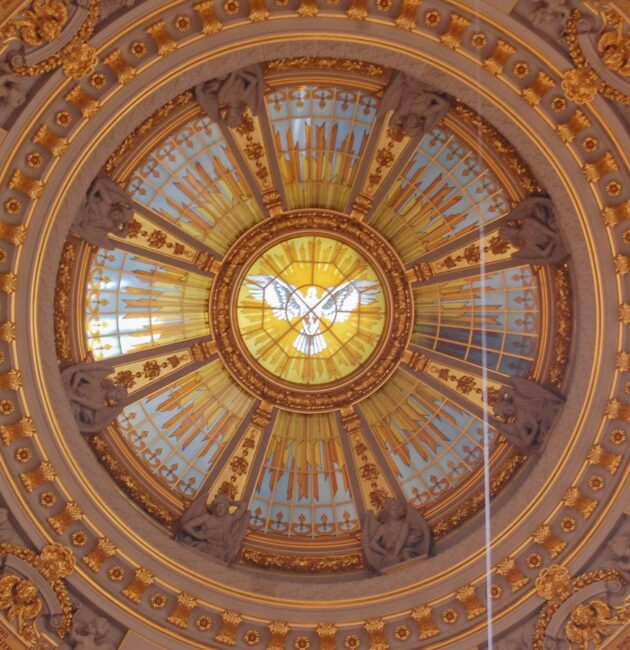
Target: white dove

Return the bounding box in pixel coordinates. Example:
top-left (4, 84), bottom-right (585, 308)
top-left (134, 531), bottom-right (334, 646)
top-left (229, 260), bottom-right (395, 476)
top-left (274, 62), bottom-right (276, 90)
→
top-left (244, 275), bottom-right (380, 355)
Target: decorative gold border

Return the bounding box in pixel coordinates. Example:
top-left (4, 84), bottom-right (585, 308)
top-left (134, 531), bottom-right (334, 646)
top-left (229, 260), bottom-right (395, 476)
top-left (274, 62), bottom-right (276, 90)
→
top-left (210, 210), bottom-right (413, 412)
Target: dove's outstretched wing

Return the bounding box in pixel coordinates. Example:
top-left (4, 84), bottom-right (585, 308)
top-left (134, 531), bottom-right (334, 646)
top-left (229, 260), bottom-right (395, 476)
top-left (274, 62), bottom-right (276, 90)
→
top-left (245, 275), bottom-right (302, 321)
top-left (320, 280), bottom-right (379, 323)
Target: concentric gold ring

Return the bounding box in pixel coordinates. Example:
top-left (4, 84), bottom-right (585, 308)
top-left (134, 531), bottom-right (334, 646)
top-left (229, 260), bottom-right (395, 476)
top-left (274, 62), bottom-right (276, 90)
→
top-left (210, 210), bottom-right (414, 412)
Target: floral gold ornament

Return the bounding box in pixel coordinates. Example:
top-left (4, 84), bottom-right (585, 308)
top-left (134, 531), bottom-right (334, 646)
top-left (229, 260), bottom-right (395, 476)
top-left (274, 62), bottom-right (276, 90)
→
top-left (562, 486), bottom-right (597, 519)
top-left (243, 629), bottom-right (260, 646)
top-left (393, 0), bottom-right (420, 29)
top-left (195, 615), bottom-right (213, 631)
top-left (483, 40), bottom-right (517, 75)
top-left (344, 635), bottom-right (360, 649)
top-left (103, 49), bottom-right (136, 84)
top-left (565, 599), bottom-right (619, 648)
top-left (20, 460), bottom-right (56, 492)
top-left (559, 516), bottom-right (577, 533)
top-left (455, 584), bottom-right (486, 620)
top-left (70, 531), bottom-right (88, 547)
top-left (610, 428), bottom-right (627, 444)
top-left (527, 552), bottom-right (543, 568)
top-left (603, 200), bottom-right (630, 226)
top-left (2, 0), bottom-right (69, 47)
top-left (587, 444), bottom-right (621, 474)
top-left (441, 608), bottom-right (458, 624)
top-left (364, 617), bottom-right (388, 650)
top-left (194, 0), bottom-right (222, 33)
top-left (15, 447), bottom-right (32, 463)
top-left (0, 399), bottom-right (16, 415)
top-left (47, 501), bottom-right (83, 534)
top-left (38, 491), bottom-right (56, 508)
top-left (150, 592), bottom-right (167, 609)
top-left (535, 564), bottom-right (572, 603)
top-left (316, 623), bottom-right (336, 650)
top-left (532, 524), bottom-right (567, 558)
top-left (561, 67), bottom-right (598, 104)
top-left (0, 574), bottom-right (43, 643)
top-left (65, 85), bottom-right (99, 118)
top-left (495, 557), bottom-right (529, 592)
top-left (521, 71), bottom-right (555, 105)
top-left (583, 152), bottom-right (619, 183)
top-left (174, 15), bottom-right (192, 31)
top-left (107, 565), bottom-right (125, 582)
top-left (61, 42), bottom-right (98, 79)
top-left (146, 21), bottom-right (178, 57)
top-left (550, 96), bottom-right (567, 112)
top-left (3, 198), bottom-right (22, 215)
top-left (89, 72), bottom-right (107, 89)
top-left (491, 583), bottom-right (503, 599)
top-left (393, 624), bottom-right (410, 641)
top-left (294, 634), bottom-right (311, 649)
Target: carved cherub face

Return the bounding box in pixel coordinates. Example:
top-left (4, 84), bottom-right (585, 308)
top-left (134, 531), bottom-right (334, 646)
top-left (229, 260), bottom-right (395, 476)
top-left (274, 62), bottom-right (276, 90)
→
top-left (494, 396), bottom-right (516, 421)
top-left (382, 498), bottom-right (404, 520)
top-left (608, 534), bottom-right (630, 558)
top-left (16, 580), bottom-right (38, 604)
top-left (87, 617), bottom-right (109, 638)
top-left (209, 494), bottom-right (231, 517)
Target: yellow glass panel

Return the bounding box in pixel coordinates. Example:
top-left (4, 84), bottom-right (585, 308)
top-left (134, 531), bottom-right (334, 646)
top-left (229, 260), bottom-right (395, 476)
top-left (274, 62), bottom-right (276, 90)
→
top-left (236, 236), bottom-right (386, 385)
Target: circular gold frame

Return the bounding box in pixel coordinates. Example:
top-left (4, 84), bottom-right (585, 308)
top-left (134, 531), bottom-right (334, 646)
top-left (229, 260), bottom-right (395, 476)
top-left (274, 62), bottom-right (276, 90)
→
top-left (210, 210), bottom-right (414, 412)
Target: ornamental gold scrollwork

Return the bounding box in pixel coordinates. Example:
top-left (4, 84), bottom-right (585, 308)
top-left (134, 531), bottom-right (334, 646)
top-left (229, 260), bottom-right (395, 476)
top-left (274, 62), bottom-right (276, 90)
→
top-left (564, 7), bottom-right (630, 105)
top-left (210, 211), bottom-right (414, 412)
top-left (4, 0), bottom-right (101, 79)
top-left (534, 566), bottom-right (627, 650)
top-left (240, 548), bottom-right (363, 572)
top-left (0, 542), bottom-right (74, 642)
top-left (265, 57), bottom-right (386, 78)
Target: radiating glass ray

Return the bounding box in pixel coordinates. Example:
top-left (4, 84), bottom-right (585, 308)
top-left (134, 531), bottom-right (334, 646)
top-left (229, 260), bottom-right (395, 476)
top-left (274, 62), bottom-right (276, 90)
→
top-left (266, 85), bottom-right (378, 211)
top-left (85, 249), bottom-right (211, 361)
top-left (370, 127), bottom-right (510, 263)
top-left (412, 266), bottom-right (539, 376)
top-left (361, 370), bottom-right (496, 507)
top-left (115, 360), bottom-right (254, 498)
top-left (127, 115), bottom-right (262, 254)
top-left (250, 411), bottom-right (358, 537)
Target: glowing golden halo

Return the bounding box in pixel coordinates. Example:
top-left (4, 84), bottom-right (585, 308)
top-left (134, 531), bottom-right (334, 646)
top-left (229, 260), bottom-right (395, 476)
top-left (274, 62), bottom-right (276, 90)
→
top-left (211, 210), bottom-right (413, 411)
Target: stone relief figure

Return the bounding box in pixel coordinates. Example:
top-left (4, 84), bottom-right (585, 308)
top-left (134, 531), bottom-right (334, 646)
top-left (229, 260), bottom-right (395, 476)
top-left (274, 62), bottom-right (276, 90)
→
top-left (601, 518), bottom-right (630, 580)
top-left (72, 178), bottom-right (133, 250)
top-left (499, 196), bottom-right (569, 265)
top-left (492, 377), bottom-right (564, 451)
top-left (529, 0), bottom-right (571, 39)
top-left (377, 71), bottom-right (449, 138)
top-left (61, 363), bottom-right (127, 434)
top-left (0, 62), bottom-right (25, 109)
top-left (60, 616), bottom-right (118, 650)
top-left (361, 498), bottom-right (430, 573)
top-left (195, 65), bottom-right (264, 128)
top-left (178, 493), bottom-right (250, 564)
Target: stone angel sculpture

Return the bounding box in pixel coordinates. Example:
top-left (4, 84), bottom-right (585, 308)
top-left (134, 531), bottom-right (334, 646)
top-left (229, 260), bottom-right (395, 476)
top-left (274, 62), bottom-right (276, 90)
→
top-left (60, 616), bottom-right (118, 650)
top-left (499, 196), bottom-right (569, 266)
top-left (377, 71), bottom-right (449, 138)
top-left (177, 493), bottom-right (250, 564)
top-left (361, 498), bottom-right (430, 573)
top-left (72, 178), bottom-right (134, 250)
top-left (61, 363), bottom-right (127, 434)
top-left (492, 377), bottom-right (564, 451)
top-left (195, 65), bottom-right (264, 128)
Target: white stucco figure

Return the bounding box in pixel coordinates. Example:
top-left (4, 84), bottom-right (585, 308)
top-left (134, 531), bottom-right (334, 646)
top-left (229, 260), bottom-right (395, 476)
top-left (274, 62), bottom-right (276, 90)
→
top-left (492, 377), bottom-right (564, 450)
top-left (73, 178), bottom-right (133, 249)
top-left (61, 363), bottom-right (127, 434)
top-left (361, 498), bottom-right (430, 573)
top-left (195, 65), bottom-right (264, 128)
top-left (179, 493), bottom-right (250, 564)
top-left (499, 196), bottom-right (569, 265)
top-left (0, 62), bottom-right (25, 109)
top-left (378, 71), bottom-right (449, 138)
top-left (60, 616), bottom-right (118, 650)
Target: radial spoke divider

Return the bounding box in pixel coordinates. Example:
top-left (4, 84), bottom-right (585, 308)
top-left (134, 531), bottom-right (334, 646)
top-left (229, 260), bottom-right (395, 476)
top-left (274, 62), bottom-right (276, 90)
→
top-left (400, 348), bottom-right (498, 422)
top-left (406, 256), bottom-right (520, 288)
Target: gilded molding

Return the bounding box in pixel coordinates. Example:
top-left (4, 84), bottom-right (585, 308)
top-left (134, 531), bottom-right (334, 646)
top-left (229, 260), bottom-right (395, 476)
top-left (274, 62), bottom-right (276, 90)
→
top-left (0, 417), bottom-right (35, 445)
top-left (167, 592), bottom-right (198, 628)
top-left (586, 443), bottom-right (621, 474)
top-left (6, 0), bottom-right (100, 78)
top-left (583, 152), bottom-right (619, 183)
top-left (411, 605), bottom-right (439, 639)
top-left (394, 0), bottom-right (421, 31)
top-left (240, 548), bottom-right (363, 572)
top-left (8, 170), bottom-right (43, 199)
top-left (482, 40), bottom-right (516, 76)
top-left (65, 85), bottom-right (100, 118)
top-left (122, 567), bottom-right (155, 603)
top-left (54, 240), bottom-right (76, 363)
top-left (495, 557), bottom-right (529, 592)
top-left (454, 584), bottom-right (486, 620)
top-left (534, 566), bottom-right (626, 650)
top-left (532, 524), bottom-right (566, 558)
top-left (145, 20), bottom-right (178, 57)
top-left (194, 1), bottom-right (222, 34)
top-left (265, 57), bottom-right (386, 78)
top-left (364, 617), bottom-right (388, 650)
top-left (439, 14), bottom-right (470, 50)
top-left (103, 49), bottom-right (136, 84)
top-left (0, 321), bottom-right (16, 342)
top-left (267, 621), bottom-right (290, 650)
top-left (215, 610), bottom-right (242, 646)
top-left (82, 537), bottom-right (117, 572)
top-left (548, 263), bottom-right (571, 388)
top-left (521, 72), bottom-right (555, 106)
top-left (32, 125), bottom-right (68, 157)
top-left (556, 109), bottom-right (590, 144)
top-left (20, 460), bottom-right (56, 492)
top-left (47, 501), bottom-right (83, 534)
top-left (562, 486), bottom-right (597, 519)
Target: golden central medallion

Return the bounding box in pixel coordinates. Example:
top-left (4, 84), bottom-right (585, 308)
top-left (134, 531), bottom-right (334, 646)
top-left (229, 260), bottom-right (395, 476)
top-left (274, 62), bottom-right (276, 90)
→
top-left (211, 210), bottom-right (413, 412)
top-left (236, 236), bottom-right (386, 385)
